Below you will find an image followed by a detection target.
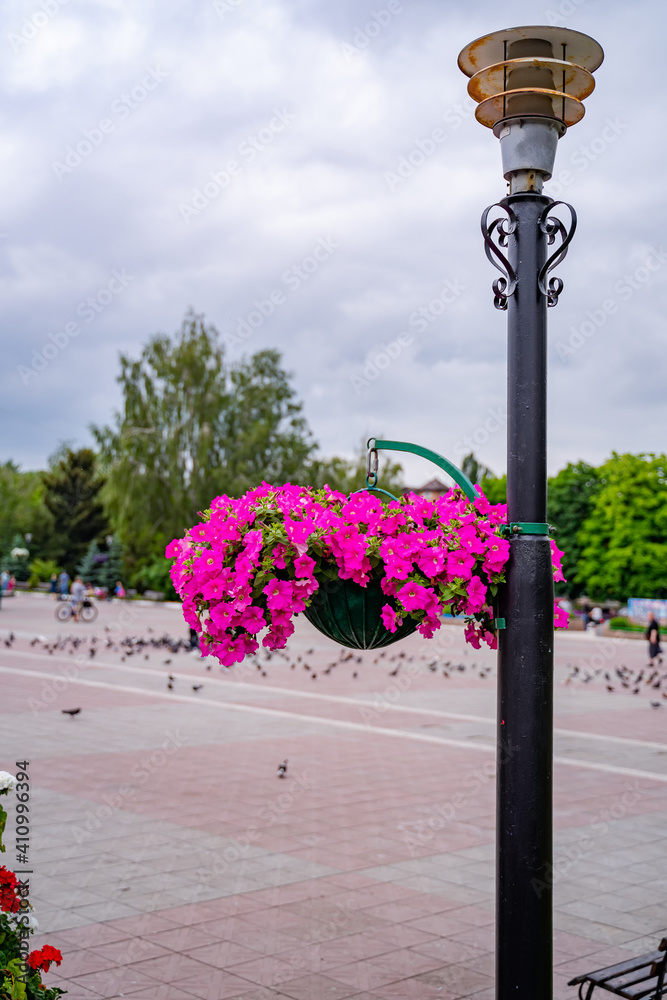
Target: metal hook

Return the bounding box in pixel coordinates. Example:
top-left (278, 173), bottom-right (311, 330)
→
top-left (366, 446), bottom-right (379, 488)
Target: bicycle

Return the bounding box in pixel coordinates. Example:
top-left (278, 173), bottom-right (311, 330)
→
top-left (55, 598), bottom-right (98, 623)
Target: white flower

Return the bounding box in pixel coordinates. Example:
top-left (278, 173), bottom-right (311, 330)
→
top-left (0, 772), bottom-right (17, 793)
top-left (6, 911), bottom-right (38, 932)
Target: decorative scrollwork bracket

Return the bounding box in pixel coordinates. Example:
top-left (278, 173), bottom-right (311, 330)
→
top-left (480, 202), bottom-right (518, 311)
top-left (538, 201), bottom-right (577, 307)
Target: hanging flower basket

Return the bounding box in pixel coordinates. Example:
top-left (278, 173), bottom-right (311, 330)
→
top-left (303, 572), bottom-right (420, 649)
top-left (165, 482), bottom-right (562, 665)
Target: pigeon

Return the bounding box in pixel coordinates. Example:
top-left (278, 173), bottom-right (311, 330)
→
top-left (650, 701), bottom-right (663, 709)
top-left (277, 760), bottom-right (288, 779)
top-left (167, 681), bottom-right (174, 691)
top-left (168, 674), bottom-right (175, 682)
top-left (61, 708), bottom-right (81, 718)
top-left (192, 684), bottom-right (203, 692)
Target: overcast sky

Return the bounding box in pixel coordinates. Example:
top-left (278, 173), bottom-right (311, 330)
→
top-left (1, 0), bottom-right (665, 485)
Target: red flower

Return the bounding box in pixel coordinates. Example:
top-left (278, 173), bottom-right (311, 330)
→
top-left (27, 945), bottom-right (63, 973)
top-left (0, 865), bottom-right (20, 913)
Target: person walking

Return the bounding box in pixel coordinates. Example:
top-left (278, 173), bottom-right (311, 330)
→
top-left (49, 573), bottom-right (58, 598)
top-left (70, 576), bottom-right (85, 622)
top-left (646, 612), bottom-right (663, 667)
top-left (58, 570), bottom-right (70, 598)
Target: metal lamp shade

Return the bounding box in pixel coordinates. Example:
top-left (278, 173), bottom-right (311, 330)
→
top-left (303, 573), bottom-right (418, 649)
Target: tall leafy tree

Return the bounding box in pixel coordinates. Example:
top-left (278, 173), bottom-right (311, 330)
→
top-left (92, 312), bottom-right (316, 577)
top-left (461, 452), bottom-right (494, 486)
top-left (0, 462), bottom-right (53, 560)
top-left (547, 460), bottom-right (602, 596)
top-left (41, 448), bottom-right (109, 575)
top-left (306, 443), bottom-right (404, 497)
top-left (576, 453), bottom-right (667, 601)
top-left (479, 473), bottom-right (507, 506)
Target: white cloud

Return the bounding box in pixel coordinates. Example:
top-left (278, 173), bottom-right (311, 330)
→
top-left (1, 0), bottom-right (667, 486)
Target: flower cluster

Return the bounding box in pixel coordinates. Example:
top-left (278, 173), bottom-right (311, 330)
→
top-left (0, 773), bottom-right (17, 794)
top-left (167, 483), bottom-right (523, 666)
top-left (27, 946), bottom-right (63, 973)
top-left (0, 866), bottom-right (20, 914)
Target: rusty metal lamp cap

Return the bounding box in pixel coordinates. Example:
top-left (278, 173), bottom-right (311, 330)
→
top-left (458, 25), bottom-right (603, 193)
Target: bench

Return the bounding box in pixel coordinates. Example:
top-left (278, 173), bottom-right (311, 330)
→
top-left (568, 938), bottom-right (667, 1000)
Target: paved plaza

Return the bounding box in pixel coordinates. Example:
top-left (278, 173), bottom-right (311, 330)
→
top-left (1, 593), bottom-right (666, 999)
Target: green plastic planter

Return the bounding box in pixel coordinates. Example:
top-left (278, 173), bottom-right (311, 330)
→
top-left (303, 573), bottom-right (418, 649)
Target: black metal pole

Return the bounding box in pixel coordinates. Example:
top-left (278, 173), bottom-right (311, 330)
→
top-left (496, 192), bottom-right (555, 1000)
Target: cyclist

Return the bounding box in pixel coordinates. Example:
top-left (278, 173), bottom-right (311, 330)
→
top-left (70, 576), bottom-right (86, 622)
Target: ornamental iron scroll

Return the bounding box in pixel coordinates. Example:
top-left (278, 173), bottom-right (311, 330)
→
top-left (538, 201), bottom-right (577, 307)
top-left (480, 202), bottom-right (518, 311)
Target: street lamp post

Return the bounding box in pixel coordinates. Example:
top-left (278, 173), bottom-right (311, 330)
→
top-left (458, 26), bottom-right (604, 1000)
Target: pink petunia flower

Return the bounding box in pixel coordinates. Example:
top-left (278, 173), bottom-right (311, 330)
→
top-left (381, 604), bottom-right (401, 633)
top-left (447, 549), bottom-right (476, 581)
top-left (465, 575), bottom-right (487, 614)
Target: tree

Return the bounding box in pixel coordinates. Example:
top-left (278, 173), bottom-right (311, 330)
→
top-left (78, 540), bottom-right (103, 585)
top-left (576, 453), bottom-right (667, 601)
top-left (0, 462), bottom-right (53, 561)
top-left (547, 460), bottom-right (602, 596)
top-left (92, 311), bottom-right (316, 581)
top-left (41, 448), bottom-right (109, 575)
top-left (28, 558), bottom-right (60, 588)
top-left (461, 452), bottom-right (494, 486)
top-left (479, 473), bottom-right (507, 506)
top-left (305, 443), bottom-right (404, 497)
top-left (102, 535), bottom-right (124, 591)
top-left (2, 534), bottom-right (31, 581)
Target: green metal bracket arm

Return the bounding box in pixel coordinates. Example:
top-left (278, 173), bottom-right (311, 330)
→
top-left (501, 522), bottom-right (554, 536)
top-left (368, 439), bottom-right (478, 503)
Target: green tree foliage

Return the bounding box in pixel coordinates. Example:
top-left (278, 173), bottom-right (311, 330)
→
top-left (576, 453), bottom-right (667, 601)
top-left (102, 535), bottom-right (124, 591)
top-left (305, 444), bottom-right (404, 496)
top-left (461, 452), bottom-right (493, 486)
top-left (92, 312), bottom-right (316, 583)
top-left (479, 473), bottom-right (507, 506)
top-left (41, 447), bottom-right (109, 575)
top-left (547, 461), bottom-right (602, 596)
top-left (78, 540), bottom-right (103, 585)
top-left (2, 534), bottom-right (31, 581)
top-left (0, 462), bottom-right (53, 560)
top-left (28, 558), bottom-right (60, 588)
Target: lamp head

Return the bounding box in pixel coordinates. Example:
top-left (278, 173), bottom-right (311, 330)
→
top-left (458, 26), bottom-right (603, 193)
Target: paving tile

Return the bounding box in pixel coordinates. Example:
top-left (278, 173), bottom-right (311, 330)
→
top-left (173, 969), bottom-right (269, 999)
top-left (274, 973), bottom-right (360, 999)
top-left (6, 609), bottom-right (667, 998)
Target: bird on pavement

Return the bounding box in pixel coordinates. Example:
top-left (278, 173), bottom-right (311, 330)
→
top-left (192, 684), bottom-right (203, 692)
top-left (61, 708), bottom-right (81, 718)
top-left (277, 760), bottom-right (288, 779)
